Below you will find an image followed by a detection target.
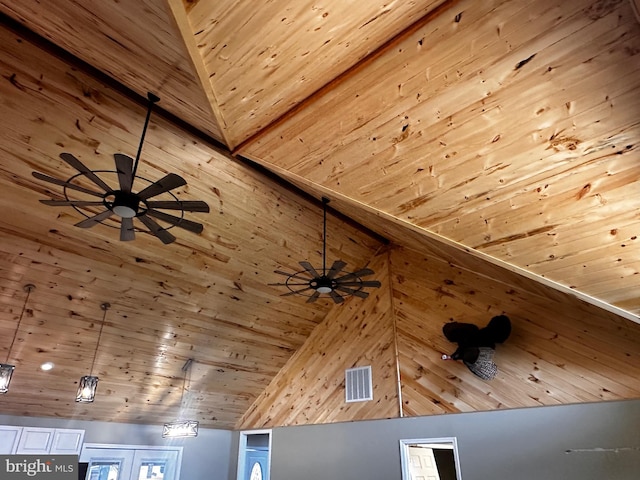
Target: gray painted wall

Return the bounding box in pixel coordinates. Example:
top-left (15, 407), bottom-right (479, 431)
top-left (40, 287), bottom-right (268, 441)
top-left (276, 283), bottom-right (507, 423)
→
top-left (266, 400), bottom-right (640, 480)
top-left (0, 415), bottom-right (233, 480)
top-left (4, 400), bottom-right (640, 479)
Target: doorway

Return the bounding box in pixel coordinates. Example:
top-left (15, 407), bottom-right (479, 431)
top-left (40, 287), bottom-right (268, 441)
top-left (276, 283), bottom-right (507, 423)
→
top-left (237, 430), bottom-right (271, 480)
top-left (399, 437), bottom-right (462, 480)
top-left (80, 444), bottom-right (182, 480)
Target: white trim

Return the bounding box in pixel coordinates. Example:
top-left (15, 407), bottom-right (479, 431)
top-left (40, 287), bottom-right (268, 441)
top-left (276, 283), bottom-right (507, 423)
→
top-left (399, 437), bottom-right (463, 480)
top-left (345, 365), bottom-right (373, 402)
top-left (237, 429), bottom-right (272, 480)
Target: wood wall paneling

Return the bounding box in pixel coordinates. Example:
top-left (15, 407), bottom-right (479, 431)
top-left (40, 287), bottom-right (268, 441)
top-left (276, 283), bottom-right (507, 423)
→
top-left (391, 246), bottom-right (640, 418)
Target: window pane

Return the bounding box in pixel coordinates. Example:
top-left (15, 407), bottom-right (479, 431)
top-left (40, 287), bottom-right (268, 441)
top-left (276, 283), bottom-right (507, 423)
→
top-left (137, 461), bottom-right (167, 480)
top-left (87, 462), bottom-right (120, 480)
top-left (249, 462), bottom-right (263, 480)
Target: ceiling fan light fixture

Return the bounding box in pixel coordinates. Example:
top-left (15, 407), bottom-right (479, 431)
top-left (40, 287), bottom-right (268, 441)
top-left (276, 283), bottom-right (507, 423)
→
top-left (112, 205), bottom-right (137, 218)
top-left (33, 92), bottom-right (209, 244)
top-left (110, 191), bottom-right (140, 218)
top-left (271, 198), bottom-right (382, 303)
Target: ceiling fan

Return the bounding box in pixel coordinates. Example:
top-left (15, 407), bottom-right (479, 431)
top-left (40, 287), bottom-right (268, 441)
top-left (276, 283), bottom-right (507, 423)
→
top-left (32, 92), bottom-right (209, 244)
top-left (270, 197), bottom-right (381, 304)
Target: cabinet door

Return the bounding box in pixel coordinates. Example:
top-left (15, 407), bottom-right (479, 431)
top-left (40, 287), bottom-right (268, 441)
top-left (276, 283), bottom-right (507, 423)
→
top-left (15, 427), bottom-right (53, 454)
top-left (0, 426), bottom-right (22, 454)
top-left (51, 428), bottom-right (85, 454)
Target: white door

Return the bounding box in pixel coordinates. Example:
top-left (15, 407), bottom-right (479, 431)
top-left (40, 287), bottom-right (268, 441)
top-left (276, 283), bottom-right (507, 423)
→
top-left (131, 448), bottom-right (180, 480)
top-left (80, 445), bottom-right (182, 480)
top-left (81, 446), bottom-right (135, 480)
top-left (408, 445), bottom-right (440, 480)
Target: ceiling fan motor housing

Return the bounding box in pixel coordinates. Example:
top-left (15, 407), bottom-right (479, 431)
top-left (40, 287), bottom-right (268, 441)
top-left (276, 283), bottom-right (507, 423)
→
top-left (109, 190), bottom-right (141, 218)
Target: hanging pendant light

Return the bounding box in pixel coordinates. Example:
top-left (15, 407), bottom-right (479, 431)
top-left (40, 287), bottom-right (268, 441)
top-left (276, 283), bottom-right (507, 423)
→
top-left (0, 284), bottom-right (35, 394)
top-left (76, 302), bottom-right (110, 403)
top-left (162, 358), bottom-right (199, 438)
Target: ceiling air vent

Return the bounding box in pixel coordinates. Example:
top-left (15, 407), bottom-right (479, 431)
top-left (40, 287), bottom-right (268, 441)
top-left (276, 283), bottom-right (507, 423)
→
top-left (345, 366), bottom-right (373, 403)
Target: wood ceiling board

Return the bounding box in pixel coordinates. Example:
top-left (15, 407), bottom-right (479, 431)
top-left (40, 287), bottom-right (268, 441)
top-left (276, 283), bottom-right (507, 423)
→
top-left (240, 0), bottom-right (640, 317)
top-left (0, 0), bottom-right (224, 142)
top-left (0, 23), bottom-right (383, 428)
top-left (185, 0), bottom-right (448, 147)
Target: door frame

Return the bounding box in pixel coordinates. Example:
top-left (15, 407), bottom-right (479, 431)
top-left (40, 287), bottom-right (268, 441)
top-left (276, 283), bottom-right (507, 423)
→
top-left (399, 437), bottom-right (463, 480)
top-left (236, 429), bottom-right (272, 480)
top-left (80, 443), bottom-right (183, 480)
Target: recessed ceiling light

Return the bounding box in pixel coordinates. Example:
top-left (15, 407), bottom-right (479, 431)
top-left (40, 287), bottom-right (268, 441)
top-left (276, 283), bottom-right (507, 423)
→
top-left (40, 362), bottom-right (54, 371)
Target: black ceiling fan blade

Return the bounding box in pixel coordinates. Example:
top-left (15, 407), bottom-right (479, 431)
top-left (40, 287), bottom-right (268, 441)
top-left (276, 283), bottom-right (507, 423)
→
top-left (338, 280), bottom-right (382, 288)
top-left (335, 268), bottom-right (375, 281)
top-left (74, 210), bottom-right (114, 228)
top-left (306, 291), bottom-right (320, 303)
top-left (146, 209), bottom-right (204, 234)
top-left (114, 153), bottom-right (134, 193)
top-left (326, 260), bottom-right (347, 279)
top-left (268, 282), bottom-right (311, 287)
top-left (40, 200), bottom-right (104, 207)
top-left (59, 153), bottom-right (112, 192)
top-left (146, 200), bottom-right (210, 212)
top-left (32, 172), bottom-right (105, 197)
top-left (335, 286), bottom-right (370, 299)
top-left (138, 215), bottom-right (176, 244)
top-left (120, 217), bottom-right (135, 241)
top-left (299, 261), bottom-right (321, 279)
top-left (137, 173), bottom-right (186, 200)
top-left (329, 290), bottom-right (345, 304)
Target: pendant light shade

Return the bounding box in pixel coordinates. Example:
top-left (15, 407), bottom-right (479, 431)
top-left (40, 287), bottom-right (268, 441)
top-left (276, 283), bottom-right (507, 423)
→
top-left (76, 302), bottom-right (109, 403)
top-left (0, 364), bottom-right (15, 394)
top-left (162, 358), bottom-right (199, 438)
top-left (162, 420), bottom-right (199, 438)
top-left (0, 284), bottom-right (35, 395)
top-left (76, 375), bottom-right (99, 403)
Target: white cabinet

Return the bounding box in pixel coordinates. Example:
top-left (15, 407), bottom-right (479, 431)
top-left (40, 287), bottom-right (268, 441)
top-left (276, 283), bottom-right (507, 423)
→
top-left (51, 429), bottom-right (85, 454)
top-left (1, 426), bottom-right (85, 455)
top-left (16, 427), bottom-right (54, 454)
top-left (0, 426), bottom-right (22, 454)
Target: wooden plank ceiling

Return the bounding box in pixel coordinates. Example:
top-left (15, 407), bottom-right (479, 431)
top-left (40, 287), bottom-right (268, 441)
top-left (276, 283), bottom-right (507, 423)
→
top-left (0, 0), bottom-right (639, 429)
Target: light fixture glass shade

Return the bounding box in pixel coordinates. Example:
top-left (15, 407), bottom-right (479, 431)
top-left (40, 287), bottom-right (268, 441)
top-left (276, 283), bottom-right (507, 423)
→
top-left (0, 364), bottom-right (15, 394)
top-left (76, 375), bottom-right (99, 403)
top-left (162, 420), bottom-right (199, 438)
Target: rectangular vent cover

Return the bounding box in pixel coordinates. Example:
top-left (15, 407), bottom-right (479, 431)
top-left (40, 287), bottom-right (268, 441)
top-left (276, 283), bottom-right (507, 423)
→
top-left (345, 366), bottom-right (373, 403)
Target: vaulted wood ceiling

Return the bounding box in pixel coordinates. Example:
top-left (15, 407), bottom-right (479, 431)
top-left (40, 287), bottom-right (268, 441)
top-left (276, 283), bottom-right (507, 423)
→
top-left (0, 0), bottom-right (638, 430)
